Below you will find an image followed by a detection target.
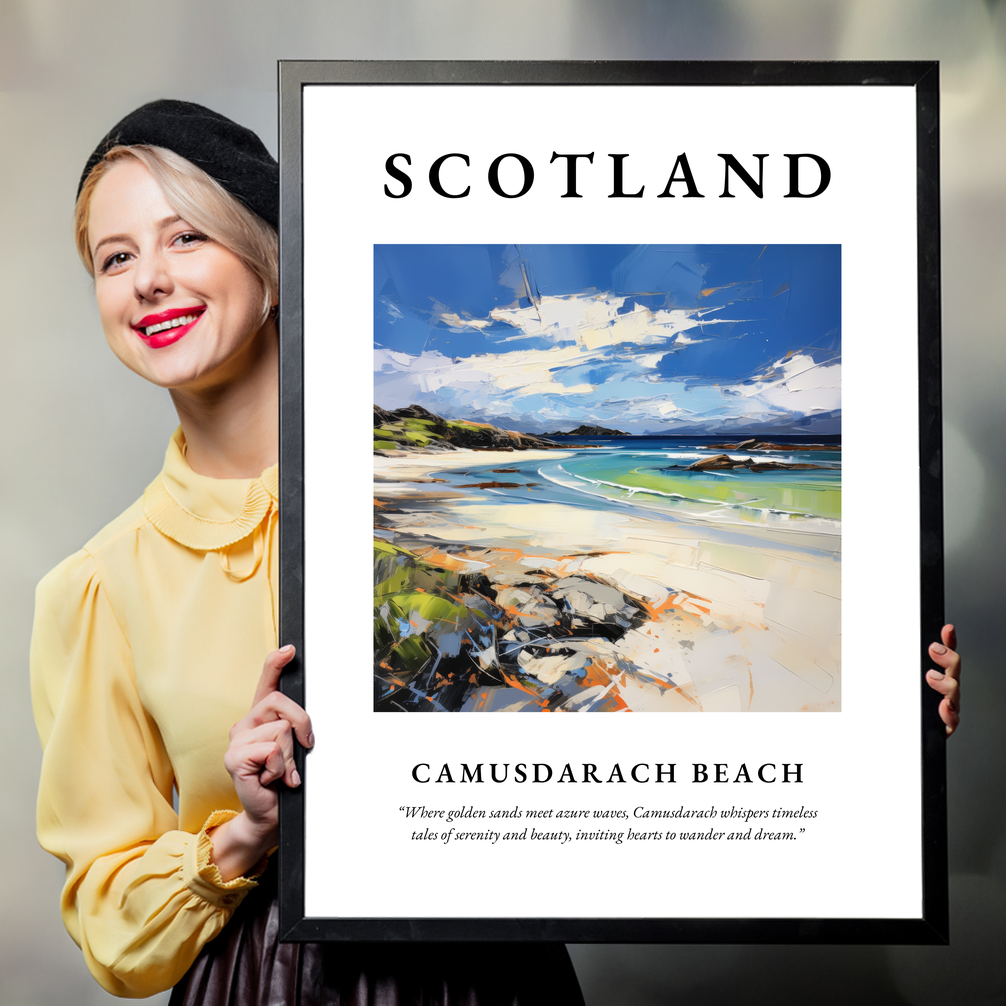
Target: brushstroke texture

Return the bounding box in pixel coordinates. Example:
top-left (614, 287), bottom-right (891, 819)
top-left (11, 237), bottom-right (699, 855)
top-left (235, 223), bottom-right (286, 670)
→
top-left (374, 245), bottom-right (841, 712)
top-left (375, 244), bottom-right (840, 435)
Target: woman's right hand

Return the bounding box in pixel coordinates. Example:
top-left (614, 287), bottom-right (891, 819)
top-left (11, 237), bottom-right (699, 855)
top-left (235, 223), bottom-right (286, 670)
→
top-left (209, 645), bottom-right (314, 881)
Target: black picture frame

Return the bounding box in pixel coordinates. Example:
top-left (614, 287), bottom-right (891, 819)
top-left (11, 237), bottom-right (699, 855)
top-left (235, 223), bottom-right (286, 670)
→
top-left (277, 60), bottom-right (945, 944)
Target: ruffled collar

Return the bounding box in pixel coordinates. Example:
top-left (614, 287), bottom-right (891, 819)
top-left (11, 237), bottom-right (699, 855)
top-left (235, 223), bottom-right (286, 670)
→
top-left (143, 428), bottom-right (278, 551)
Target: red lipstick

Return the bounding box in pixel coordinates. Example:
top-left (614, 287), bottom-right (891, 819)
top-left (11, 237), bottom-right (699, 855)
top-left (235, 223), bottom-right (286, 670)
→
top-left (132, 306), bottom-right (205, 349)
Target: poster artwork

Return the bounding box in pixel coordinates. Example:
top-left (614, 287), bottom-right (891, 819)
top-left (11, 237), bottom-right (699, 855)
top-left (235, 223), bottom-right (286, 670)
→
top-left (373, 243), bottom-right (841, 714)
top-left (289, 66), bottom-right (941, 939)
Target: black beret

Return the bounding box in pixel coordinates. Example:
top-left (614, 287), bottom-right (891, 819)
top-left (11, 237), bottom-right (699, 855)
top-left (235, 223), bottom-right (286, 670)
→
top-left (78, 99), bottom-right (278, 228)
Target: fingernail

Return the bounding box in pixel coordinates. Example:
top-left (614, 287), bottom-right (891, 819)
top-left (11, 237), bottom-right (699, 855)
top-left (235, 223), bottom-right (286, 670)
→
top-left (280, 644), bottom-right (295, 654)
top-left (931, 643), bottom-right (947, 655)
top-left (306, 732), bottom-right (315, 748)
top-left (928, 670), bottom-right (944, 680)
top-left (292, 768), bottom-right (301, 787)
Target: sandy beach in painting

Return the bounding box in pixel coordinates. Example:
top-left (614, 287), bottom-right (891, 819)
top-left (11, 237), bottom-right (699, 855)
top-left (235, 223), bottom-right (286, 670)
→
top-left (374, 448), bottom-right (841, 713)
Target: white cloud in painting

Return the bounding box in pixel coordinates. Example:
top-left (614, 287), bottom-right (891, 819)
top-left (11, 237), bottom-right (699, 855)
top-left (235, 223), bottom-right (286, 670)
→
top-left (720, 353), bottom-right (841, 414)
top-left (376, 344), bottom-right (595, 398)
top-left (375, 294), bottom-right (838, 432)
top-left (436, 311), bottom-right (494, 331)
top-left (374, 293), bottom-right (730, 413)
top-left (433, 293), bottom-right (730, 350)
top-left (376, 293), bottom-right (738, 406)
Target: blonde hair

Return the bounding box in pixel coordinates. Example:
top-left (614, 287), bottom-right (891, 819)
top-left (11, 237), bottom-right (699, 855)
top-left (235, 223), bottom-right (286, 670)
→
top-left (75, 145), bottom-right (278, 323)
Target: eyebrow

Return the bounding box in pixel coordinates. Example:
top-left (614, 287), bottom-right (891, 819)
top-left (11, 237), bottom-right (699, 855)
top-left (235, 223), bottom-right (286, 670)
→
top-left (91, 215), bottom-right (185, 258)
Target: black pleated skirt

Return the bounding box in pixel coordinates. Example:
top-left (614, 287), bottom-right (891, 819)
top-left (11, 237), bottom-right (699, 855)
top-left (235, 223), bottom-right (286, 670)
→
top-left (169, 869), bottom-right (585, 1006)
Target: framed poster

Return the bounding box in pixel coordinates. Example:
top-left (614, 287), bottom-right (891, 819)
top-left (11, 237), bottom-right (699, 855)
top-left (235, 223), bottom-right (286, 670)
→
top-left (277, 61), bottom-right (946, 943)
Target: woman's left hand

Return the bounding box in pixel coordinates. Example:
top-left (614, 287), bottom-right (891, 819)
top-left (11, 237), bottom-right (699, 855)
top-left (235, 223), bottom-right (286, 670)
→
top-left (926, 624), bottom-right (961, 737)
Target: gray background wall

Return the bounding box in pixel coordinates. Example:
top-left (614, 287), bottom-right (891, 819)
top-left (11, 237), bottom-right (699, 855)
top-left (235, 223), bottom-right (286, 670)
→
top-left (1, 2), bottom-right (1003, 1003)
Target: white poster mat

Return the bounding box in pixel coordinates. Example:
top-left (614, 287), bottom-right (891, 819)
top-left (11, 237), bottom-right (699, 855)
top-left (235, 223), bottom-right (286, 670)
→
top-left (300, 84), bottom-right (919, 920)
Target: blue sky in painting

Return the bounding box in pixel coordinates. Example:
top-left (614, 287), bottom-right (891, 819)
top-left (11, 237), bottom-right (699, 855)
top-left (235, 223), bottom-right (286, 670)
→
top-left (374, 244), bottom-right (841, 435)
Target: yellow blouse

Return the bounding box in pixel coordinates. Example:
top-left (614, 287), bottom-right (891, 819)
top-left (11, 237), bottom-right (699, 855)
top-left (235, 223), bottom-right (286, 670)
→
top-left (31, 428), bottom-right (279, 998)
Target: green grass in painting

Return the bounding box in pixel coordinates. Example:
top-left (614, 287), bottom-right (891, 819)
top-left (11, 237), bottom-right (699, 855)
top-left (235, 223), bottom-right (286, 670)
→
top-left (373, 541), bottom-right (470, 677)
top-left (374, 415), bottom-right (491, 451)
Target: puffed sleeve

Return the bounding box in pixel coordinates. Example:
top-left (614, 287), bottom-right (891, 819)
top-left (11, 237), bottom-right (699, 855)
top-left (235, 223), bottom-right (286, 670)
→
top-left (31, 549), bottom-right (262, 998)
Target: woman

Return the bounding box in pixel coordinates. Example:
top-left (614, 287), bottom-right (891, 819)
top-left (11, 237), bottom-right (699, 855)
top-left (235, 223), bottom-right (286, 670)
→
top-left (31, 99), bottom-right (585, 1003)
top-left (32, 99), bottom-right (961, 1003)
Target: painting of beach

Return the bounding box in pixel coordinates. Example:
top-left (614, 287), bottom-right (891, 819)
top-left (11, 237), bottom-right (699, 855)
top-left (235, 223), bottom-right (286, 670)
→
top-left (374, 244), bottom-right (841, 713)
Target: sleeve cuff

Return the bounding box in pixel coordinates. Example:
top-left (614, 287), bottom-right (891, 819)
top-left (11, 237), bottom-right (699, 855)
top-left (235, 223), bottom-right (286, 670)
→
top-left (182, 810), bottom-right (269, 909)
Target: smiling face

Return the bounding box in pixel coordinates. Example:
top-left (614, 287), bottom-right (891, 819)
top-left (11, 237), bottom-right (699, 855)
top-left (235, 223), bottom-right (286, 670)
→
top-left (87, 158), bottom-right (272, 393)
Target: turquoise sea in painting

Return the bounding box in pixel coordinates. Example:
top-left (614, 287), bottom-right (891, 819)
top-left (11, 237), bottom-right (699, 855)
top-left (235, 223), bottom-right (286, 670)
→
top-left (427, 435), bottom-right (841, 528)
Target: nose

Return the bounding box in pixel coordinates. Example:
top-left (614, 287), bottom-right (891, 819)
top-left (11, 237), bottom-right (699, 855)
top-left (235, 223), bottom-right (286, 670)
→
top-left (133, 247), bottom-right (173, 303)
